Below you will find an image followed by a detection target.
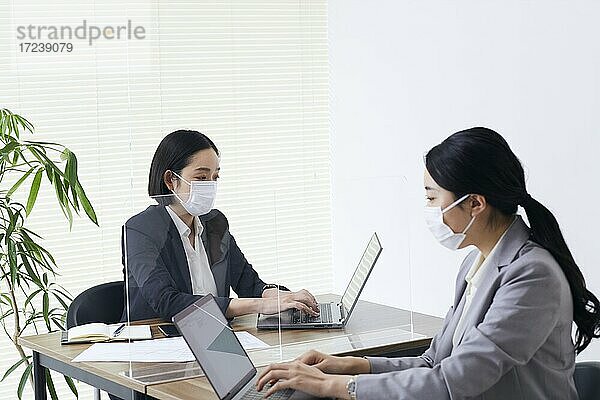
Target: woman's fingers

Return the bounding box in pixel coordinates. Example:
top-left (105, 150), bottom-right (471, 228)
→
top-left (295, 290), bottom-right (319, 311)
top-left (257, 361), bottom-right (334, 399)
top-left (293, 301), bottom-right (319, 316)
top-left (263, 380), bottom-right (294, 398)
top-left (256, 363), bottom-right (291, 391)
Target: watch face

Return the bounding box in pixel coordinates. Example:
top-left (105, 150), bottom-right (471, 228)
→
top-left (347, 379), bottom-right (356, 394)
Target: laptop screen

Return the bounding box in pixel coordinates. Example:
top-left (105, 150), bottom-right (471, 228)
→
top-left (173, 295), bottom-right (256, 400)
top-left (340, 233), bottom-right (383, 316)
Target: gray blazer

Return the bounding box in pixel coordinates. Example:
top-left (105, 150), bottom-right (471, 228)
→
top-left (356, 216), bottom-right (578, 399)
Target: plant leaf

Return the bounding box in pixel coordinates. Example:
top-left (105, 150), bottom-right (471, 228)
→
top-left (17, 362), bottom-right (33, 399)
top-left (1, 357), bottom-right (29, 382)
top-left (0, 141), bottom-right (19, 159)
top-left (64, 375), bottom-right (79, 398)
top-left (74, 182), bottom-right (98, 225)
top-left (25, 168), bottom-right (43, 216)
top-left (8, 240), bottom-right (17, 286)
top-left (24, 288), bottom-right (42, 309)
top-left (13, 113), bottom-right (34, 134)
top-left (51, 290), bottom-right (70, 311)
top-left (18, 251), bottom-right (42, 287)
top-left (45, 370), bottom-right (58, 400)
top-left (51, 317), bottom-right (65, 331)
top-left (60, 148), bottom-right (70, 161)
top-left (42, 291), bottom-right (51, 330)
top-left (44, 163), bottom-right (54, 183)
top-left (7, 167), bottom-right (35, 199)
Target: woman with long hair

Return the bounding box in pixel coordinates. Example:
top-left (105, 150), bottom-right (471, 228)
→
top-left (256, 127), bottom-right (600, 399)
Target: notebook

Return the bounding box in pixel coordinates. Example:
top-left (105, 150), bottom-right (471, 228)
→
top-left (60, 322), bottom-right (152, 345)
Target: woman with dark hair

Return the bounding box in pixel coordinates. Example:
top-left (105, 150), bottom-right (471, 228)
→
top-left (122, 130), bottom-right (319, 322)
top-left (255, 127), bottom-right (600, 399)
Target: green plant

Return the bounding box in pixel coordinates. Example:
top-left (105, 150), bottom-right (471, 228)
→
top-left (0, 108), bottom-right (98, 399)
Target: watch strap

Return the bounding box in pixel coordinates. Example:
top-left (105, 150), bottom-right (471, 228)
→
top-left (346, 376), bottom-right (357, 400)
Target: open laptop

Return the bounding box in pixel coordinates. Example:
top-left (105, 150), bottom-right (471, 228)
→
top-left (173, 294), bottom-right (318, 400)
top-left (257, 232), bottom-right (382, 329)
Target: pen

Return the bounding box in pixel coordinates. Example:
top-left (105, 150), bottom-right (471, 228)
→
top-left (113, 323), bottom-right (126, 337)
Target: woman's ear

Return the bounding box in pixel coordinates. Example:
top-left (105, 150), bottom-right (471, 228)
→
top-left (470, 194), bottom-right (487, 217)
top-left (163, 170), bottom-right (175, 191)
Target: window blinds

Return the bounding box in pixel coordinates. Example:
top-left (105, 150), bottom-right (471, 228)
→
top-left (0, 1), bottom-right (329, 398)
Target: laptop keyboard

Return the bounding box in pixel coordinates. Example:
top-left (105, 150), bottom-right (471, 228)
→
top-left (241, 386), bottom-right (294, 400)
top-left (293, 303), bottom-right (334, 324)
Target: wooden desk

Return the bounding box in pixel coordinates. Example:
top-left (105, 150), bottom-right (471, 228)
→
top-left (19, 295), bottom-right (442, 400)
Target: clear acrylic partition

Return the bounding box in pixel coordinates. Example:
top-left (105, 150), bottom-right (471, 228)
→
top-left (323, 176), bottom-right (419, 346)
top-left (115, 176), bottom-right (421, 388)
top-left (332, 176), bottom-right (414, 319)
top-left (254, 177), bottom-right (422, 363)
top-left (119, 188), bottom-right (288, 386)
top-left (120, 191), bottom-right (204, 386)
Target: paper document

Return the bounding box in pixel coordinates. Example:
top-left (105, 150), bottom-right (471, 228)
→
top-left (72, 331), bottom-right (270, 363)
top-left (234, 331), bottom-right (270, 350)
top-left (72, 337), bottom-right (193, 363)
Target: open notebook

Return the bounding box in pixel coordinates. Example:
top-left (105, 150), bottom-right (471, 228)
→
top-left (61, 322), bottom-right (152, 345)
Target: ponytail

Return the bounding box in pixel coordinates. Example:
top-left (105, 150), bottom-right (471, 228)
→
top-left (521, 194), bottom-right (600, 353)
top-left (426, 127), bottom-right (600, 355)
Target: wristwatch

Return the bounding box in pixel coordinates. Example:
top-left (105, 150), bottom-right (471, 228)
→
top-left (261, 284), bottom-right (279, 294)
top-left (346, 376), bottom-right (357, 400)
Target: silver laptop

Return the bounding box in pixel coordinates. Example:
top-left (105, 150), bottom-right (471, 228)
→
top-left (173, 294), bottom-right (318, 400)
top-left (256, 232), bottom-right (382, 329)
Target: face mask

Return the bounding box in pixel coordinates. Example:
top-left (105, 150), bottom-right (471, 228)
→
top-left (424, 193), bottom-right (476, 250)
top-left (171, 172), bottom-right (217, 216)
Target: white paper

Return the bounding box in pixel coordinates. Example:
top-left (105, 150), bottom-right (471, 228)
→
top-left (72, 337), bottom-right (194, 363)
top-left (235, 331), bottom-right (270, 350)
top-left (72, 331), bottom-right (270, 363)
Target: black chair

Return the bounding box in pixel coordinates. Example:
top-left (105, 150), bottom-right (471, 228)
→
top-left (574, 361), bottom-right (600, 400)
top-left (67, 281), bottom-right (125, 400)
top-left (67, 281), bottom-right (125, 329)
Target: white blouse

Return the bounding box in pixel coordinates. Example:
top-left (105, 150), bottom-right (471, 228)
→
top-left (166, 206), bottom-right (218, 296)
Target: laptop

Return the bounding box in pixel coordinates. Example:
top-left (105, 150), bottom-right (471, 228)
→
top-left (256, 232), bottom-right (382, 329)
top-left (173, 294), bottom-right (318, 400)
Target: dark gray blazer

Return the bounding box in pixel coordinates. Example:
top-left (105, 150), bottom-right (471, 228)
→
top-left (356, 216), bottom-right (578, 399)
top-left (121, 205), bottom-right (272, 322)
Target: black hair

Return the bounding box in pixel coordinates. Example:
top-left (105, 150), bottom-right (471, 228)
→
top-left (425, 127), bottom-right (600, 354)
top-left (148, 130), bottom-right (219, 206)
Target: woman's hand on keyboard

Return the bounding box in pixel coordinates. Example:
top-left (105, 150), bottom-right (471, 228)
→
top-left (259, 291), bottom-right (319, 316)
top-left (262, 289), bottom-right (319, 313)
top-left (256, 360), bottom-right (351, 399)
top-left (295, 350), bottom-right (372, 375)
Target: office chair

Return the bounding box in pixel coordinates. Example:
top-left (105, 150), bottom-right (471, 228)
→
top-left (574, 361), bottom-right (600, 400)
top-left (67, 281), bottom-right (125, 400)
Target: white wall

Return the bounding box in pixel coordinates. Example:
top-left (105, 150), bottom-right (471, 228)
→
top-left (329, 0), bottom-right (600, 360)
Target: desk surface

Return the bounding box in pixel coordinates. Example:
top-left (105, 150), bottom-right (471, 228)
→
top-left (19, 295), bottom-right (442, 400)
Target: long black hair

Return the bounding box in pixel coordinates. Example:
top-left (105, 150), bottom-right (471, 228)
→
top-left (425, 127), bottom-right (600, 354)
top-left (148, 130), bottom-right (219, 205)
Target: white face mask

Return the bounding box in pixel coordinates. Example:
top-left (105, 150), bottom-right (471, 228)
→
top-left (424, 193), bottom-right (476, 250)
top-left (171, 172), bottom-right (217, 216)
